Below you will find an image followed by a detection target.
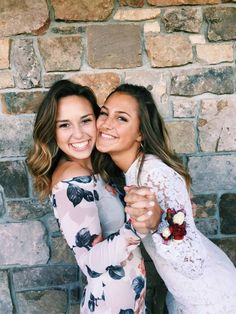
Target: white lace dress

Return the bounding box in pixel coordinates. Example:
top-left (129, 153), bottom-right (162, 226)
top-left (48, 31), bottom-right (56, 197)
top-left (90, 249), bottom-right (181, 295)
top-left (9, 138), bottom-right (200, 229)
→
top-left (125, 154), bottom-right (236, 314)
top-left (51, 175), bottom-right (146, 314)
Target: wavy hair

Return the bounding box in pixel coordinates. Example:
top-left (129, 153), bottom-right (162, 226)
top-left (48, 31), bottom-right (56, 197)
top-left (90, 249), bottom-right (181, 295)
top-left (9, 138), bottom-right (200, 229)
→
top-left (27, 79), bottom-right (100, 200)
top-left (93, 83), bottom-right (191, 190)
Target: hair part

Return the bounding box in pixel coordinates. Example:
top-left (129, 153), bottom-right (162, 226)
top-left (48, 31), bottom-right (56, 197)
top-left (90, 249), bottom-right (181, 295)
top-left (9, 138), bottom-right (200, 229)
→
top-left (27, 79), bottom-right (100, 200)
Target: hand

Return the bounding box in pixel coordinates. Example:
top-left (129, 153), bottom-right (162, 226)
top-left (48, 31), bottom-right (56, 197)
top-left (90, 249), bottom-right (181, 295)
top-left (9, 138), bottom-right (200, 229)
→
top-left (124, 186), bottom-right (162, 234)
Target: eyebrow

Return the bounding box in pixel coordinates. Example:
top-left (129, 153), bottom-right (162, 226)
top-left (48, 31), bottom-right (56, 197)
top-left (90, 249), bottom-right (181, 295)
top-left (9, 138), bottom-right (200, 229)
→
top-left (101, 105), bottom-right (131, 117)
top-left (56, 113), bottom-right (94, 123)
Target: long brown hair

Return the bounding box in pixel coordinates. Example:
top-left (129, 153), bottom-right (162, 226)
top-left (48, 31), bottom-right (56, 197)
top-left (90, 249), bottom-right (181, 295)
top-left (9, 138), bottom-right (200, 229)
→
top-left (27, 79), bottom-right (100, 200)
top-left (93, 83), bottom-right (191, 190)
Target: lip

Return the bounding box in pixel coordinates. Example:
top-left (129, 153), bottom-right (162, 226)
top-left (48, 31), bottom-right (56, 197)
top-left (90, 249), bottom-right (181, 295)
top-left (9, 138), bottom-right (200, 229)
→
top-left (99, 132), bottom-right (117, 140)
top-left (70, 140), bottom-right (90, 151)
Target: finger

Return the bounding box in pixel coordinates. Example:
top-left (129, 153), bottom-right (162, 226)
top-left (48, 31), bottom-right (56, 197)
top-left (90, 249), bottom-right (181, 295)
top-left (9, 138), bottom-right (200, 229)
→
top-left (124, 185), bottom-right (136, 192)
top-left (125, 186), bottom-right (154, 197)
top-left (125, 206), bottom-right (147, 218)
top-left (129, 200), bottom-right (155, 209)
top-left (124, 193), bottom-right (150, 204)
top-left (136, 210), bottom-right (153, 222)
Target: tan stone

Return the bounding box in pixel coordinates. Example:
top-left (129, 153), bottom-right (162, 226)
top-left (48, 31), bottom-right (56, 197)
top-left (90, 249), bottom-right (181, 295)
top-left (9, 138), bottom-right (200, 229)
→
top-left (189, 34), bottom-right (206, 44)
top-left (125, 70), bottom-right (170, 117)
top-left (144, 22), bottom-right (160, 33)
top-left (147, 0), bottom-right (219, 5)
top-left (0, 71), bottom-right (14, 89)
top-left (52, 0), bottom-right (114, 21)
top-left (172, 97), bottom-right (197, 118)
top-left (198, 96), bottom-right (236, 152)
top-left (166, 121), bottom-right (195, 153)
top-left (38, 36), bottom-right (82, 72)
top-left (114, 8), bottom-right (160, 21)
top-left (196, 43), bottom-right (233, 64)
top-left (145, 34), bottom-right (193, 67)
top-left (0, 39), bottom-right (10, 69)
top-left (0, 0), bottom-right (49, 36)
top-left (69, 72), bottom-right (121, 105)
top-left (87, 25), bottom-right (142, 69)
top-left (119, 0), bottom-right (144, 6)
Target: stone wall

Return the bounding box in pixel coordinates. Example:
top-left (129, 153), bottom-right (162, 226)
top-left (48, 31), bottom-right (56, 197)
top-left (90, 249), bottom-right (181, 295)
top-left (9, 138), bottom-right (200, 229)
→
top-left (0, 0), bottom-right (236, 313)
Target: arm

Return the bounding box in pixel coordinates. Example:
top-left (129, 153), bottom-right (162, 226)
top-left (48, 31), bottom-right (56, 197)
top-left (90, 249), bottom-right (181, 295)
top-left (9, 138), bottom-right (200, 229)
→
top-left (52, 179), bottom-right (140, 278)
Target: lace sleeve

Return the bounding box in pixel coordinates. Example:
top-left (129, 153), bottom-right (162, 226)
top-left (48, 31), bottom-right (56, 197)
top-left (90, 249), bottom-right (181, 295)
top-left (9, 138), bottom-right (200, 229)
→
top-left (141, 165), bottom-right (206, 279)
top-left (51, 179), bottom-right (141, 278)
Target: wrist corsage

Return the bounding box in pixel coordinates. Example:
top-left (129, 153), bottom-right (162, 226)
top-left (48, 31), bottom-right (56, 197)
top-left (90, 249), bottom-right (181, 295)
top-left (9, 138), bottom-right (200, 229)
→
top-left (157, 208), bottom-right (186, 244)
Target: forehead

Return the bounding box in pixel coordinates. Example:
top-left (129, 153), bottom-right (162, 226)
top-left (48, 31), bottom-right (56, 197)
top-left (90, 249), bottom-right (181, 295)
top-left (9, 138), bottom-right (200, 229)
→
top-left (57, 95), bottom-right (93, 116)
top-left (105, 92), bottom-right (139, 113)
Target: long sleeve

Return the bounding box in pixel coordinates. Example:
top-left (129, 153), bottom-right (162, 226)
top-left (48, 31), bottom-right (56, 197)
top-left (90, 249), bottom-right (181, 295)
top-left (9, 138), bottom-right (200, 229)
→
top-left (51, 176), bottom-right (141, 279)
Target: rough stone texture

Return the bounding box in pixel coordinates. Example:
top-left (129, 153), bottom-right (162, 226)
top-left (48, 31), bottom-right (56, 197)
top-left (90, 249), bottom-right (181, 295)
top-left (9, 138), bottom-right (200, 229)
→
top-left (189, 34), bottom-right (206, 44)
top-left (51, 236), bottom-right (77, 264)
top-left (196, 43), bottom-right (234, 64)
top-left (0, 160), bottom-right (29, 198)
top-left (0, 186), bottom-right (5, 217)
top-left (38, 36), bottom-right (82, 72)
top-left (119, 0), bottom-right (144, 6)
top-left (147, 0), bottom-right (219, 4)
top-left (7, 198), bottom-right (51, 220)
top-left (45, 215), bottom-right (60, 233)
top-left (0, 116), bottom-right (34, 158)
top-left (52, 0), bottom-right (114, 21)
top-left (0, 221), bottom-right (49, 265)
top-left (114, 8), bottom-right (160, 21)
top-left (51, 25), bottom-right (85, 35)
top-left (162, 7), bottom-right (202, 33)
top-left (17, 290), bottom-right (67, 314)
top-left (125, 71), bottom-right (170, 117)
top-left (1, 91), bottom-right (46, 114)
top-left (144, 22), bottom-right (160, 33)
top-left (171, 66), bottom-right (234, 96)
top-left (0, 271), bottom-right (13, 314)
top-left (12, 39), bottom-right (41, 89)
top-left (69, 72), bottom-right (121, 105)
top-left (172, 97), bottom-right (197, 118)
top-left (87, 24), bottom-right (142, 69)
top-left (166, 121), bottom-right (195, 153)
top-left (213, 238), bottom-right (236, 266)
top-left (219, 193), bottom-right (236, 234)
top-left (205, 7), bottom-right (236, 41)
top-left (0, 0), bottom-right (49, 36)
top-left (0, 70), bottom-right (14, 89)
top-left (189, 155), bottom-right (236, 193)
top-left (145, 33), bottom-right (193, 67)
top-left (195, 218), bottom-right (218, 236)
top-left (191, 194), bottom-right (217, 218)
top-left (198, 96), bottom-right (236, 152)
top-left (13, 266), bottom-right (79, 290)
top-left (44, 73), bottom-right (65, 88)
top-left (0, 38), bottom-right (11, 69)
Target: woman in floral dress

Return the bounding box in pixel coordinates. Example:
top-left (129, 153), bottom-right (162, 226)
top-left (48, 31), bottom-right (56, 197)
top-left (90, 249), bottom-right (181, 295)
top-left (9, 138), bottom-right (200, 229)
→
top-left (27, 80), bottom-right (146, 314)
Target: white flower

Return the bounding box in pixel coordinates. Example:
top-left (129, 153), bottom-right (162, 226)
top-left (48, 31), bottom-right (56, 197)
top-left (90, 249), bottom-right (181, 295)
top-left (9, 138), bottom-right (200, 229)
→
top-left (173, 211), bottom-right (185, 225)
top-left (162, 227), bottom-right (171, 238)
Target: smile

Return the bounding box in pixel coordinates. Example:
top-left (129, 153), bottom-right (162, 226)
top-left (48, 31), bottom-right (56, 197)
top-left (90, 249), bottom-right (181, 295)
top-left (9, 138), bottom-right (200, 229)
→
top-left (71, 141), bottom-right (89, 150)
top-left (100, 132), bottom-right (116, 140)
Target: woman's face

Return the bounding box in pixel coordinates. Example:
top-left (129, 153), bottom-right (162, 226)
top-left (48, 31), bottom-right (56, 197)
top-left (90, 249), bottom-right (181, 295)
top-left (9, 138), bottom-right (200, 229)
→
top-left (96, 92), bottom-right (142, 170)
top-left (55, 95), bottom-right (97, 162)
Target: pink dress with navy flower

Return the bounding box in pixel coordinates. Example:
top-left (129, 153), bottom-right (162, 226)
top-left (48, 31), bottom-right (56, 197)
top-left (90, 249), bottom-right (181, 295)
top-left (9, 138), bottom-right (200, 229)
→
top-left (51, 175), bottom-right (146, 314)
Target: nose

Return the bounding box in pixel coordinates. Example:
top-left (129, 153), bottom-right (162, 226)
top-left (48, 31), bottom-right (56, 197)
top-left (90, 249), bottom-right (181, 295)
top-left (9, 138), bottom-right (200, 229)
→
top-left (101, 116), bottom-right (113, 130)
top-left (72, 125), bottom-right (83, 138)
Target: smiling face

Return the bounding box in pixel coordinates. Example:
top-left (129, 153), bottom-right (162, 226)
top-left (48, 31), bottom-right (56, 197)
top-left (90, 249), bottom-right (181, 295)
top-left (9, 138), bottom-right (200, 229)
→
top-left (55, 95), bottom-right (97, 164)
top-left (96, 92), bottom-right (142, 172)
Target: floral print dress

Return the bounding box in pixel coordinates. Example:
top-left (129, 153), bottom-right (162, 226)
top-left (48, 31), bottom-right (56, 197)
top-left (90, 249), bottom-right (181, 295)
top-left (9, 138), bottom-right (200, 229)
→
top-left (51, 175), bottom-right (146, 314)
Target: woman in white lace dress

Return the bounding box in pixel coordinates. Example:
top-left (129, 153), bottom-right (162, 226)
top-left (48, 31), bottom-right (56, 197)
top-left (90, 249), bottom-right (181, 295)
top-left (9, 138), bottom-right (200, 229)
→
top-left (95, 83), bottom-right (236, 314)
top-left (27, 80), bottom-right (146, 314)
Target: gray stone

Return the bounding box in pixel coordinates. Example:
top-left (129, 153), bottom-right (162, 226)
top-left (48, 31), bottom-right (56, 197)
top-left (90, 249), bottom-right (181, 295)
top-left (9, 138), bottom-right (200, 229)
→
top-left (13, 266), bottom-right (79, 290)
top-left (188, 155), bottom-right (236, 193)
top-left (191, 194), bottom-right (217, 218)
top-left (45, 214), bottom-right (60, 233)
top-left (43, 73), bottom-right (65, 88)
top-left (12, 39), bottom-right (41, 89)
top-left (0, 221), bottom-right (49, 265)
top-left (0, 116), bottom-right (34, 158)
top-left (0, 160), bottom-right (29, 197)
top-left (195, 218), bottom-right (218, 236)
top-left (0, 271), bottom-right (13, 314)
top-left (213, 238), bottom-right (236, 266)
top-left (172, 97), bottom-right (197, 118)
top-left (87, 24), bottom-right (142, 68)
top-left (204, 7), bottom-right (236, 41)
top-left (171, 66), bottom-right (234, 96)
top-left (0, 185), bottom-right (5, 217)
top-left (51, 236), bottom-right (77, 265)
top-left (162, 7), bottom-right (202, 33)
top-left (17, 290), bottom-right (67, 314)
top-left (219, 193), bottom-right (236, 234)
top-left (1, 91), bottom-right (46, 114)
top-left (7, 198), bottom-right (51, 220)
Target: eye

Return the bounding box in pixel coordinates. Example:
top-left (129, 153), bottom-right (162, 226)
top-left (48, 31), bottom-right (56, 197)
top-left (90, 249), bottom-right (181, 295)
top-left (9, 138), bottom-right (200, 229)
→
top-left (81, 118), bottom-right (93, 124)
top-left (118, 116), bottom-right (128, 122)
top-left (99, 110), bottom-right (108, 117)
top-left (58, 122), bottom-right (70, 128)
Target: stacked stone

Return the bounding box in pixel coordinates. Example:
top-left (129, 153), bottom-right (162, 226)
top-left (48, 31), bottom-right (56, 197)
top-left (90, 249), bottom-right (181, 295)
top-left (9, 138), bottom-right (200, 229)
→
top-left (0, 0), bottom-right (235, 313)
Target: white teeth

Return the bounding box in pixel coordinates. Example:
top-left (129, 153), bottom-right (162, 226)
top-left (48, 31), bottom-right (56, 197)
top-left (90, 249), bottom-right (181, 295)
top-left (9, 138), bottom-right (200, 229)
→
top-left (71, 141), bottom-right (88, 149)
top-left (101, 133), bottom-right (115, 139)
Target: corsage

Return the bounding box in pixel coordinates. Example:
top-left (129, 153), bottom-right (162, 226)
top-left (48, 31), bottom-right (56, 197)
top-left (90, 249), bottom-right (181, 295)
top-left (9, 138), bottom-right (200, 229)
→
top-left (157, 208), bottom-right (186, 244)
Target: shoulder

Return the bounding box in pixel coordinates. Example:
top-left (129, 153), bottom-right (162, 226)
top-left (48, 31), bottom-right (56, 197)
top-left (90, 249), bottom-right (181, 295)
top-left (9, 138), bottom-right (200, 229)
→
top-left (51, 160), bottom-right (91, 188)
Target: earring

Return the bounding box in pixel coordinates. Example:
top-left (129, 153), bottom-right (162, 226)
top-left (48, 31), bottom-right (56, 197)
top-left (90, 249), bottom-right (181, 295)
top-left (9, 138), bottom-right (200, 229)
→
top-left (140, 142), bottom-right (144, 150)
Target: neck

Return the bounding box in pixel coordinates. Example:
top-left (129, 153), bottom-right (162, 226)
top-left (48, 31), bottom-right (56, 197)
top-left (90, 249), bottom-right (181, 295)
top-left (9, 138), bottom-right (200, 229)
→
top-left (110, 150), bottom-right (142, 173)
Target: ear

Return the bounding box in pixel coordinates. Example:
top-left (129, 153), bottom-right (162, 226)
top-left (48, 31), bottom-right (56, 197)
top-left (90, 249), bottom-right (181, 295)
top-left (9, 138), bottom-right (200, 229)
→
top-left (136, 132), bottom-right (143, 143)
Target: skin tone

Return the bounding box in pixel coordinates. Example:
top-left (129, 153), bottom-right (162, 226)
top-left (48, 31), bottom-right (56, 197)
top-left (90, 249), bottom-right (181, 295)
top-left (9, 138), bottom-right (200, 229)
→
top-left (96, 92), bottom-right (161, 232)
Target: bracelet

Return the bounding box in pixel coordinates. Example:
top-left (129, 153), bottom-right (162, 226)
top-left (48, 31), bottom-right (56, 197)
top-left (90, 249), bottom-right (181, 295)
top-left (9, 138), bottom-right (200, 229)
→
top-left (157, 208), bottom-right (186, 244)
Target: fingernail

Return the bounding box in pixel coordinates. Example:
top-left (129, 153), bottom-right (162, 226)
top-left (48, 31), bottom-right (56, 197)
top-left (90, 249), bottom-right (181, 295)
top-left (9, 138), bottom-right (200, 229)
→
top-left (147, 210), bottom-right (153, 216)
top-left (149, 201), bottom-right (155, 207)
